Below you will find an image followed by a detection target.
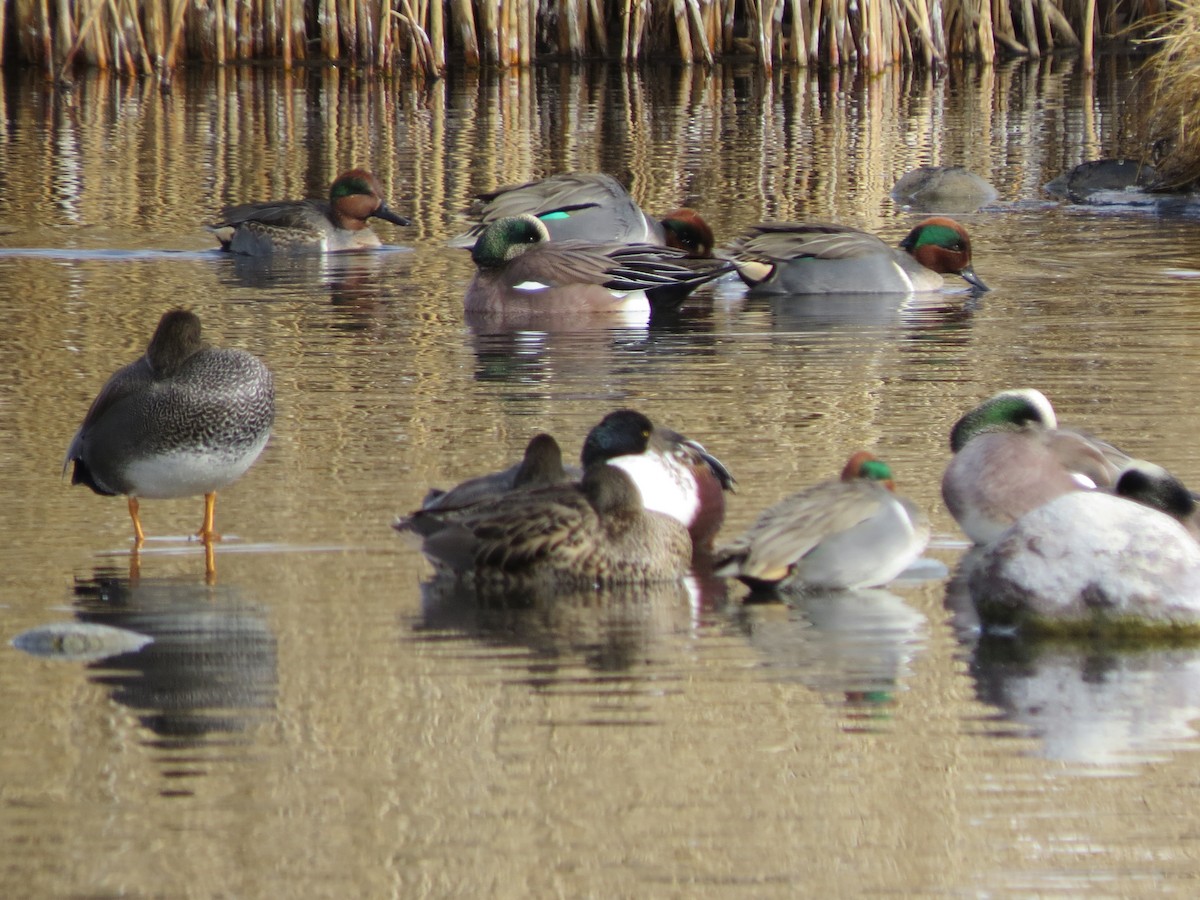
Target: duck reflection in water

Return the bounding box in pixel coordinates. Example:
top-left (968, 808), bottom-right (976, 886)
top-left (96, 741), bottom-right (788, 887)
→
top-left (71, 567), bottom-right (278, 767)
top-left (732, 589), bottom-right (928, 718)
top-left (412, 576), bottom-right (700, 688)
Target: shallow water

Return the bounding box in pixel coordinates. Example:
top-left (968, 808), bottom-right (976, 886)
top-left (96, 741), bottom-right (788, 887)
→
top-left (4, 57), bottom-right (1200, 896)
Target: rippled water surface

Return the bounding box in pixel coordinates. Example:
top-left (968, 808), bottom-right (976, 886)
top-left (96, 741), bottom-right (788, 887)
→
top-left (4, 58), bottom-right (1200, 896)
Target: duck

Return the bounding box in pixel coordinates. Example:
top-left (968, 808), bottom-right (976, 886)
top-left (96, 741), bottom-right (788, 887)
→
top-left (449, 172), bottom-right (716, 259)
top-left (890, 166), bottom-right (998, 213)
top-left (726, 216), bottom-right (988, 295)
top-left (712, 451), bottom-right (930, 593)
top-left (1113, 460), bottom-right (1200, 539)
top-left (964, 489), bottom-right (1200, 636)
top-left (394, 463), bottom-right (692, 587)
top-left (580, 408), bottom-right (735, 556)
top-left (464, 214), bottom-right (732, 316)
top-left (941, 388), bottom-right (1127, 545)
top-left (209, 168), bottom-right (410, 255)
top-left (64, 308), bottom-right (275, 547)
top-left (418, 433), bottom-right (580, 512)
top-left (1043, 158), bottom-right (1159, 203)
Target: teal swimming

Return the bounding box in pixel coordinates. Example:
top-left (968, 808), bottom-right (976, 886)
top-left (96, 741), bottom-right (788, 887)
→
top-left (713, 451), bottom-right (929, 593)
top-left (210, 168), bottom-right (410, 255)
top-left (727, 216), bottom-right (988, 295)
top-left (65, 309), bottom-right (275, 547)
top-left (464, 215), bottom-right (731, 316)
top-left (450, 172), bottom-right (716, 259)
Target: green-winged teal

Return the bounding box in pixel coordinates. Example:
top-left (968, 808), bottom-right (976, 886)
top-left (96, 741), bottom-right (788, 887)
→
top-left (713, 451), bottom-right (929, 593)
top-left (65, 309), bottom-right (275, 547)
top-left (941, 388), bottom-right (1128, 545)
top-left (464, 214), bottom-right (731, 316)
top-left (727, 216), bottom-right (988, 295)
top-left (210, 168), bottom-right (410, 255)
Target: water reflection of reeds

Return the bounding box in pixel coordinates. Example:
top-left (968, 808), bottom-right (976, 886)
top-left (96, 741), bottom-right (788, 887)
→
top-left (0, 0), bottom-right (1154, 77)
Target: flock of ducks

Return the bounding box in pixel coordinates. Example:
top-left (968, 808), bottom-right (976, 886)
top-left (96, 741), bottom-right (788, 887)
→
top-left (65, 167), bottom-right (1199, 626)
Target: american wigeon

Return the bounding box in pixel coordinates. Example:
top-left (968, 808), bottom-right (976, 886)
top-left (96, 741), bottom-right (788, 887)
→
top-left (464, 214), bottom-right (731, 316)
top-left (941, 388), bottom-right (1127, 545)
top-left (450, 172), bottom-right (715, 258)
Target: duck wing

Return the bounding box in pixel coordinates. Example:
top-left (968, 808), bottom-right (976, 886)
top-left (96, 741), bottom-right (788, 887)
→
top-left (729, 222), bottom-right (891, 262)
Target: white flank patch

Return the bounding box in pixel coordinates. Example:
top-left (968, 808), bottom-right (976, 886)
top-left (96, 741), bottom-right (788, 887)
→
top-left (124, 432), bottom-right (270, 499)
top-left (608, 454), bottom-right (699, 526)
top-left (513, 280), bottom-right (550, 292)
top-left (889, 260), bottom-right (916, 291)
top-left (1070, 473), bottom-right (1098, 490)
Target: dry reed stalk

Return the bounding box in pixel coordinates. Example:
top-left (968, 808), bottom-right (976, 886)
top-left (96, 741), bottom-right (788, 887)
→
top-left (163, 0), bottom-right (187, 67)
top-left (55, 0), bottom-right (74, 64)
top-left (673, 0), bottom-right (693, 62)
top-left (788, 0), bottom-right (805, 64)
top-left (212, 0), bottom-right (224, 61)
top-left (976, 0), bottom-right (995, 63)
top-left (621, 0), bottom-right (633, 59)
top-left (321, 0), bottom-right (339, 58)
top-left (38, 0), bottom-right (52, 70)
top-left (0, 0), bottom-right (5, 66)
top-left (1082, 0), bottom-right (1095, 73)
top-left (451, 0), bottom-right (480, 66)
top-left (123, 0), bottom-right (154, 72)
top-left (687, 0), bottom-right (713, 63)
top-left (587, 0), bottom-right (606, 53)
top-left (390, 0), bottom-right (437, 73)
top-left (631, 0), bottom-right (645, 59)
top-left (519, 0), bottom-right (531, 65)
top-left (478, 0), bottom-right (496, 64)
top-left (428, 0), bottom-right (444, 68)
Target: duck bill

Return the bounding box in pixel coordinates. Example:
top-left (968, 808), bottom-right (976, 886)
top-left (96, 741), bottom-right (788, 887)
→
top-left (373, 204), bottom-right (412, 227)
top-left (959, 265), bottom-right (989, 291)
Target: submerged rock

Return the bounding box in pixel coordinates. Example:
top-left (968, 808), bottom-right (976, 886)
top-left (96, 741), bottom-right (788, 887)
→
top-left (12, 621), bottom-right (152, 662)
top-left (965, 491), bottom-right (1200, 638)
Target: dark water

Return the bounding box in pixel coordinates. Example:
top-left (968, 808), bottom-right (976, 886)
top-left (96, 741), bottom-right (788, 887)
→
top-left (3, 57), bottom-right (1200, 896)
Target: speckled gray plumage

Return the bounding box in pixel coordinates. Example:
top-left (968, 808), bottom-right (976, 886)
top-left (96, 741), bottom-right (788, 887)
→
top-left (66, 310), bottom-right (275, 500)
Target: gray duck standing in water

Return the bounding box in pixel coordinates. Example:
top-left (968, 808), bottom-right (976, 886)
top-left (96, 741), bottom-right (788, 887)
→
top-left (65, 308), bottom-right (275, 546)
